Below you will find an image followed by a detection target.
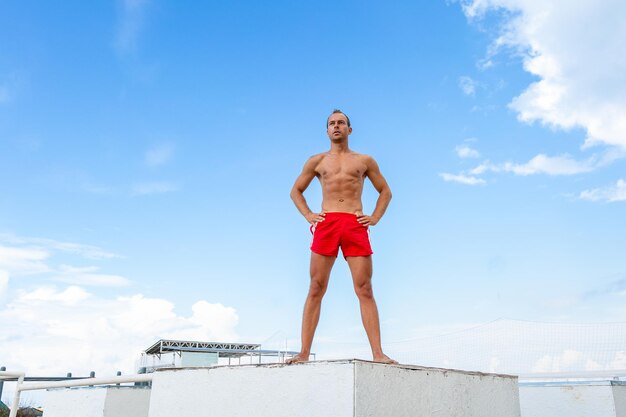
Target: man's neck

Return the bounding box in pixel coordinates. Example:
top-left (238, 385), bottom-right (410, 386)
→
top-left (329, 140), bottom-right (350, 154)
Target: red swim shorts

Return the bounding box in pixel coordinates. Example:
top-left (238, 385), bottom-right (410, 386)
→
top-left (310, 212), bottom-right (373, 257)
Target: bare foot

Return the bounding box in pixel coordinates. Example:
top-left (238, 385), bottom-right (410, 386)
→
top-left (373, 354), bottom-right (399, 365)
top-left (286, 353), bottom-right (310, 364)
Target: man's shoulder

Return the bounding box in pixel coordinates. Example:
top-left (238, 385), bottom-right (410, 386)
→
top-left (353, 153), bottom-right (381, 173)
top-left (301, 153), bottom-right (328, 171)
top-left (307, 152), bottom-right (329, 163)
top-left (351, 152), bottom-right (375, 163)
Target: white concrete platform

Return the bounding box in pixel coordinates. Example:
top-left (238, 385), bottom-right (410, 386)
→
top-left (519, 380), bottom-right (626, 417)
top-left (148, 359), bottom-right (521, 417)
top-left (43, 386), bottom-right (150, 417)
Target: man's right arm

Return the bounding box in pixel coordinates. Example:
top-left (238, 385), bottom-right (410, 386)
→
top-left (290, 155), bottom-right (326, 224)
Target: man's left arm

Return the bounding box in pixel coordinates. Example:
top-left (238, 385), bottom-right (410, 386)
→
top-left (357, 156), bottom-right (392, 226)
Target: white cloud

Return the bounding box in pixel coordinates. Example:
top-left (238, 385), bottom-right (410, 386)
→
top-left (580, 179), bottom-right (626, 203)
top-left (442, 151), bottom-right (622, 187)
top-left (18, 286), bottom-right (92, 306)
top-left (54, 265), bottom-right (131, 287)
top-left (115, 0), bottom-right (151, 53)
top-left (45, 241), bottom-right (119, 260)
top-left (465, 149), bottom-right (623, 179)
top-left (0, 236), bottom-right (234, 377)
top-left (0, 245), bottom-right (50, 275)
top-left (449, 2), bottom-right (626, 194)
top-left (0, 236), bottom-right (126, 296)
top-left (532, 349), bottom-right (603, 373)
top-left (458, 76), bottom-right (478, 96)
top-left (498, 153), bottom-right (594, 176)
top-left (439, 172), bottom-right (486, 185)
top-left (455, 144), bottom-right (480, 159)
top-left (461, 0), bottom-right (626, 149)
top-left (132, 181), bottom-right (178, 195)
top-left (163, 300), bottom-right (240, 342)
top-left (0, 234), bottom-right (120, 260)
top-left (610, 351), bottom-right (626, 369)
top-left (468, 161), bottom-right (490, 176)
top-left (0, 270), bottom-right (8, 298)
top-left (145, 143), bottom-right (174, 167)
top-left (0, 287), bottom-right (239, 375)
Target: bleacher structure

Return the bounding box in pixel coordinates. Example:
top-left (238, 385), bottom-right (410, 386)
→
top-left (140, 339), bottom-right (302, 370)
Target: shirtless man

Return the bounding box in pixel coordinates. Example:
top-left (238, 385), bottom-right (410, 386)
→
top-left (287, 109), bottom-right (396, 364)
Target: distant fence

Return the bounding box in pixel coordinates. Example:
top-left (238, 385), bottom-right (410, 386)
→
top-left (0, 367), bottom-right (116, 400)
top-left (0, 369), bottom-right (151, 417)
top-left (390, 319), bottom-right (626, 374)
top-left (299, 319), bottom-right (626, 375)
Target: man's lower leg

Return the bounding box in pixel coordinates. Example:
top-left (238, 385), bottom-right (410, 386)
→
top-left (299, 294), bottom-right (323, 357)
top-left (358, 296), bottom-right (385, 357)
top-left (287, 292), bottom-right (324, 363)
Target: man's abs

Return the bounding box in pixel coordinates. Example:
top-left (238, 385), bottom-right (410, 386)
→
top-left (321, 198), bottom-right (363, 214)
top-left (319, 175), bottom-right (365, 213)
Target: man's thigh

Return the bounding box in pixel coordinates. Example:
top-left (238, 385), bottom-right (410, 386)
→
top-left (345, 256), bottom-right (373, 285)
top-left (310, 252), bottom-right (336, 283)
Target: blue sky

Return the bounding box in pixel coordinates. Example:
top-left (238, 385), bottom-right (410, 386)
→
top-left (1, 0), bottom-right (626, 381)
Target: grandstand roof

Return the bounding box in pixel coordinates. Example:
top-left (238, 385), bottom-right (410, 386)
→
top-left (144, 339), bottom-right (297, 358)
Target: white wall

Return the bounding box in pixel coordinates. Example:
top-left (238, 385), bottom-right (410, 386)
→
top-left (44, 388), bottom-right (107, 417)
top-left (148, 361), bottom-right (355, 417)
top-left (148, 360), bottom-right (520, 417)
top-left (355, 362), bottom-right (520, 417)
top-left (103, 387), bottom-right (151, 417)
top-left (43, 387), bottom-right (150, 417)
top-left (41, 361), bottom-right (522, 417)
top-left (613, 385), bottom-right (626, 417)
top-left (519, 382), bottom-right (625, 417)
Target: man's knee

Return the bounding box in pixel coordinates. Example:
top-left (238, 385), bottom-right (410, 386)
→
top-left (354, 281), bottom-right (374, 300)
top-left (308, 278), bottom-right (328, 299)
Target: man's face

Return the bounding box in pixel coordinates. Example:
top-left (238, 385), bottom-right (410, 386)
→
top-left (327, 113), bottom-right (352, 142)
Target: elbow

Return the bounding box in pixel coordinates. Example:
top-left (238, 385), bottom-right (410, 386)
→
top-left (290, 188), bottom-right (300, 202)
top-left (384, 188), bottom-right (392, 201)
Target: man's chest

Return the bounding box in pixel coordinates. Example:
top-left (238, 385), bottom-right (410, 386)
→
top-left (316, 157), bottom-right (367, 179)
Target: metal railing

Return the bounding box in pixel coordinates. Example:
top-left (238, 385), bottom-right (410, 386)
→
top-left (0, 371), bottom-right (153, 417)
top-left (518, 369), bottom-right (626, 381)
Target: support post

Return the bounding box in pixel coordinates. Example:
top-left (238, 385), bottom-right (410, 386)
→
top-left (135, 367), bottom-right (146, 387)
top-left (9, 374), bottom-right (24, 417)
top-left (0, 366), bottom-right (5, 400)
